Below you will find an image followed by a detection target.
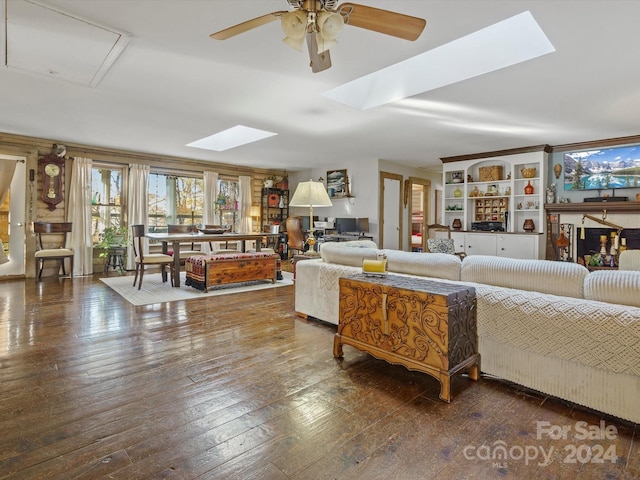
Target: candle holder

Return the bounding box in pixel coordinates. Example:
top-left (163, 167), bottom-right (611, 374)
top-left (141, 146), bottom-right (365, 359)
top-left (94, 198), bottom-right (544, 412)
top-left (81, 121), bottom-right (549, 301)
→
top-left (599, 235), bottom-right (610, 265)
top-left (599, 235), bottom-right (608, 256)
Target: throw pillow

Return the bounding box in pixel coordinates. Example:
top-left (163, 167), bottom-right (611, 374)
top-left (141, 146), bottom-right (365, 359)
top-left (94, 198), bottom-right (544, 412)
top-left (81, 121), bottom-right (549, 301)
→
top-left (427, 238), bottom-right (455, 255)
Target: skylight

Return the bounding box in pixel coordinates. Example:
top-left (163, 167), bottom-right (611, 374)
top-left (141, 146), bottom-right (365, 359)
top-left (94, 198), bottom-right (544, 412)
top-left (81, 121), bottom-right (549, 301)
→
top-left (186, 126), bottom-right (277, 152)
top-left (322, 11), bottom-right (555, 110)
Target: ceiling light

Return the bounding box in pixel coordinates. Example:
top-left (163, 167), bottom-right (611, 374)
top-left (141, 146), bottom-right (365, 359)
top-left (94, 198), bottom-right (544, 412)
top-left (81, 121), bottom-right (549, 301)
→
top-left (316, 11), bottom-right (344, 53)
top-left (281, 10), bottom-right (307, 51)
top-left (186, 126), bottom-right (277, 152)
top-left (322, 11), bottom-right (555, 110)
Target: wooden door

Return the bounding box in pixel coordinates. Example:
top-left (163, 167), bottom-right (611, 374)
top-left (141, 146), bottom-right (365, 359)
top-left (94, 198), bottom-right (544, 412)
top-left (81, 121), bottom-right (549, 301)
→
top-left (379, 172), bottom-right (402, 250)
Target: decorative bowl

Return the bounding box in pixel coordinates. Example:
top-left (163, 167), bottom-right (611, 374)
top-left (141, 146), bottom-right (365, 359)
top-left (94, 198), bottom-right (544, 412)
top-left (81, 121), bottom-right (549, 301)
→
top-left (198, 225), bottom-right (231, 234)
top-left (521, 167), bottom-right (537, 178)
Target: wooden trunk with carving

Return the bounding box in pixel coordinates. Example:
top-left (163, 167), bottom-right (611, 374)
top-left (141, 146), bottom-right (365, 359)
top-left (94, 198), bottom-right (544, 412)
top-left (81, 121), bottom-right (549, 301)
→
top-left (334, 274), bottom-right (479, 402)
top-left (185, 253), bottom-right (279, 292)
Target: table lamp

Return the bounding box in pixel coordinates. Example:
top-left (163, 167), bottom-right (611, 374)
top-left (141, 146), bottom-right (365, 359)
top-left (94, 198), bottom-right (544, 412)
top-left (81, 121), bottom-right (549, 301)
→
top-left (289, 179), bottom-right (333, 254)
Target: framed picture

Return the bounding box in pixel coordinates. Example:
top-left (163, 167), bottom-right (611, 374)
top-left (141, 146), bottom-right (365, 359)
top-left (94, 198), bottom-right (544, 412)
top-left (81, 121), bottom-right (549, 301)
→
top-left (327, 169), bottom-right (349, 197)
top-left (450, 171), bottom-right (464, 184)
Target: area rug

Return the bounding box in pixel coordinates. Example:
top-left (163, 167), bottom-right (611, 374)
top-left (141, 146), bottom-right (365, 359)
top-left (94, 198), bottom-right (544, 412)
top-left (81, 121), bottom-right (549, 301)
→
top-left (100, 271), bottom-right (293, 306)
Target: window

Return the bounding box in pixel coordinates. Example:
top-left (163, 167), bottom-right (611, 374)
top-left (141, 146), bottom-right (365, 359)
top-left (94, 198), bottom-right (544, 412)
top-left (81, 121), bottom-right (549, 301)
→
top-left (147, 172), bottom-right (239, 232)
top-left (216, 178), bottom-right (239, 230)
top-left (148, 173), bottom-right (203, 232)
top-left (91, 165), bottom-right (126, 244)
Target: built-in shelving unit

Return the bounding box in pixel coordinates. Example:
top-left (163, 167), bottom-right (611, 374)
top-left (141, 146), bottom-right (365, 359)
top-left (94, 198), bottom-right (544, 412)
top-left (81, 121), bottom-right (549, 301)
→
top-left (441, 146), bottom-right (550, 259)
top-left (442, 147), bottom-right (548, 234)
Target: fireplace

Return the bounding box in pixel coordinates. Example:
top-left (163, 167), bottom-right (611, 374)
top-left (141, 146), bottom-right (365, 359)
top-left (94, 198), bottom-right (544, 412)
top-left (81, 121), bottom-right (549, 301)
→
top-left (545, 201), bottom-right (640, 263)
top-left (577, 228), bottom-right (640, 267)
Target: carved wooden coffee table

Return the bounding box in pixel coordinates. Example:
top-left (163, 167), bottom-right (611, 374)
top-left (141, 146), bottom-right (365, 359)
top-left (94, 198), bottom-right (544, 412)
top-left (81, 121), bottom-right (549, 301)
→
top-left (334, 274), bottom-right (479, 402)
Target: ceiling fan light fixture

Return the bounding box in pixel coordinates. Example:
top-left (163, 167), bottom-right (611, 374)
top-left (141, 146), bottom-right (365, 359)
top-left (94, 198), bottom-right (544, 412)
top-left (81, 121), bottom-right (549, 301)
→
top-left (316, 11), bottom-right (343, 53)
top-left (281, 10), bottom-right (307, 51)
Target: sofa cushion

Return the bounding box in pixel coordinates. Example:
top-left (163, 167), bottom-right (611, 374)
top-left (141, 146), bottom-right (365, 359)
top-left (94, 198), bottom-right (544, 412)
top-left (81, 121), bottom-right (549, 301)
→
top-left (618, 249), bottom-right (640, 271)
top-left (584, 270), bottom-right (640, 308)
top-left (319, 240), bottom-right (379, 266)
top-left (461, 255), bottom-right (588, 299)
top-left (318, 240), bottom-right (462, 281)
top-left (384, 250), bottom-right (461, 281)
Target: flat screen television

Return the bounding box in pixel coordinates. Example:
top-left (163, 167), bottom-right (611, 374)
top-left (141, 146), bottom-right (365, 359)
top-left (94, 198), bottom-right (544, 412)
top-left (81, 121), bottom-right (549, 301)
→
top-left (356, 217), bottom-right (369, 233)
top-left (563, 144), bottom-right (640, 191)
top-left (335, 217), bottom-right (356, 234)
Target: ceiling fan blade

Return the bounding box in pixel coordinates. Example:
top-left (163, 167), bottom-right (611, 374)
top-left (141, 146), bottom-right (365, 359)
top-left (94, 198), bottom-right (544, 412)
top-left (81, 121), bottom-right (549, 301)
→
top-left (337, 3), bottom-right (426, 41)
top-left (210, 11), bottom-right (287, 40)
top-left (307, 32), bottom-right (332, 73)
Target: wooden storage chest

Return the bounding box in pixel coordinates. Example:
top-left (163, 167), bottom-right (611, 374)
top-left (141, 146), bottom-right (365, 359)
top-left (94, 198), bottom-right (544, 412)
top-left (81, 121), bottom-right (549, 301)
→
top-left (334, 274), bottom-right (479, 402)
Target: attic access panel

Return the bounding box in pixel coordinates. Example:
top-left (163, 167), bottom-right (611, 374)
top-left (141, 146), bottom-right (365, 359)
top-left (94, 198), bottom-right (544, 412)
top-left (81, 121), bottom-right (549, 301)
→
top-left (2, 0), bottom-right (130, 87)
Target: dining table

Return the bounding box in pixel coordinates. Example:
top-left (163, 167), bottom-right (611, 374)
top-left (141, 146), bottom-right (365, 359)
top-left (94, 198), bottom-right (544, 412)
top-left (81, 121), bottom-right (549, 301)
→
top-left (146, 231), bottom-right (281, 287)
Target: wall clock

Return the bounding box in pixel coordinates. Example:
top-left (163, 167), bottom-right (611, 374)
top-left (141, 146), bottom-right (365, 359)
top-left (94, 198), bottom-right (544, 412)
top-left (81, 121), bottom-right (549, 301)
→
top-left (39, 152), bottom-right (65, 211)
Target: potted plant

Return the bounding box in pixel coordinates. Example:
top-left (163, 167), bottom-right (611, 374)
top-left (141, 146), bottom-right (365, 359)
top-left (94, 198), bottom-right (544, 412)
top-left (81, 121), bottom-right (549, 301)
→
top-left (96, 226), bottom-right (128, 258)
top-left (264, 175), bottom-right (278, 188)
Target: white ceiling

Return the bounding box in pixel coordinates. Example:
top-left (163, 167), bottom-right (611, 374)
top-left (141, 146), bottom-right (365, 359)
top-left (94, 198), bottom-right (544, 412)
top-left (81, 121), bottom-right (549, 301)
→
top-left (1, 0), bottom-right (639, 173)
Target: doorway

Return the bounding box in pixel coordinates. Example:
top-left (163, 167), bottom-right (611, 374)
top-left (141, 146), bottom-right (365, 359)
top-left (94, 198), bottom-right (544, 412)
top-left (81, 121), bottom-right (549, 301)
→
top-left (379, 172), bottom-right (402, 250)
top-left (0, 155), bottom-right (26, 277)
top-left (408, 177), bottom-right (431, 252)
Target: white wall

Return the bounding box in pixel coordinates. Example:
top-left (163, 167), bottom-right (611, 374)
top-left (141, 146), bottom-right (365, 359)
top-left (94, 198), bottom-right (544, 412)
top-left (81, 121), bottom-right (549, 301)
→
top-left (379, 160), bottom-right (440, 250)
top-left (289, 159), bottom-right (439, 249)
top-left (289, 160), bottom-right (380, 242)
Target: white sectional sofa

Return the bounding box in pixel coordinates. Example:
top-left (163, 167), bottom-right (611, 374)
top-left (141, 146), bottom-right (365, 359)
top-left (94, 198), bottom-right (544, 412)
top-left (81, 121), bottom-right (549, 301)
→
top-left (294, 240), bottom-right (640, 424)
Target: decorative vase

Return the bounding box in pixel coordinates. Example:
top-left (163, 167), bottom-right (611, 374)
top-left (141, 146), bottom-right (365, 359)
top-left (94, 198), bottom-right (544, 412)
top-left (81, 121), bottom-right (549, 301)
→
top-left (546, 188), bottom-right (555, 204)
top-left (523, 219), bottom-right (535, 232)
top-left (524, 180), bottom-right (534, 195)
top-left (453, 187), bottom-right (463, 198)
top-left (452, 218), bottom-right (462, 230)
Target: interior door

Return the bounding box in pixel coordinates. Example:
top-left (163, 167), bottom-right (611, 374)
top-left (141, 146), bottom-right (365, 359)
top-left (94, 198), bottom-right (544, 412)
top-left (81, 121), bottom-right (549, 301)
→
top-left (379, 172), bottom-right (402, 250)
top-left (408, 177), bottom-right (431, 252)
top-left (0, 156), bottom-right (26, 276)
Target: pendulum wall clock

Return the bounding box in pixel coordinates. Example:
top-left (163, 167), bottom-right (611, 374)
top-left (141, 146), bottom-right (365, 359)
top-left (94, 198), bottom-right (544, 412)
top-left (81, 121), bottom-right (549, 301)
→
top-left (38, 146), bottom-right (66, 211)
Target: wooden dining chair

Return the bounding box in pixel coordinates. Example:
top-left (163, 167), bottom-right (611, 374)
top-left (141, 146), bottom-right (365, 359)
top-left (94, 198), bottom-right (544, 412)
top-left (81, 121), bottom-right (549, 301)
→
top-left (131, 224), bottom-right (175, 289)
top-left (425, 223), bottom-right (465, 258)
top-left (34, 222), bottom-right (74, 281)
top-left (167, 224), bottom-right (207, 264)
top-left (286, 216), bottom-right (306, 258)
top-left (204, 224), bottom-right (239, 254)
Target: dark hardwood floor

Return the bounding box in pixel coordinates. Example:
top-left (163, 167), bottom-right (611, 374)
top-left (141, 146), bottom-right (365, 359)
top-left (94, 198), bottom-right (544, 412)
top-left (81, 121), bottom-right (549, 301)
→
top-left (0, 268), bottom-right (638, 479)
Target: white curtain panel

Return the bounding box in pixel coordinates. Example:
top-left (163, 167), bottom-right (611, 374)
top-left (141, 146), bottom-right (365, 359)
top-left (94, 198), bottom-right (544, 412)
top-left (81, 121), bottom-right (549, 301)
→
top-left (203, 171), bottom-right (219, 226)
top-left (0, 160), bottom-right (17, 265)
top-left (126, 163), bottom-right (150, 270)
top-left (238, 175), bottom-right (252, 234)
top-left (66, 157), bottom-right (93, 275)
top-left (202, 171), bottom-right (219, 253)
top-left (0, 159), bottom-right (16, 207)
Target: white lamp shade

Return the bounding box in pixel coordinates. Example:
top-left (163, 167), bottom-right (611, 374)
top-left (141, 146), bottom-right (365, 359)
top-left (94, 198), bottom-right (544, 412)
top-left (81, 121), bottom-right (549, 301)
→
top-left (289, 180), bottom-right (333, 207)
top-left (316, 11), bottom-right (343, 53)
top-left (281, 10), bottom-right (307, 51)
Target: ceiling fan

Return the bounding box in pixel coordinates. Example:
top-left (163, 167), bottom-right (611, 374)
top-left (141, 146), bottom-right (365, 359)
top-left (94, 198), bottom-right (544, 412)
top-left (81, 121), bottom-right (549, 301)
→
top-left (210, 1), bottom-right (426, 73)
